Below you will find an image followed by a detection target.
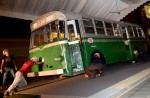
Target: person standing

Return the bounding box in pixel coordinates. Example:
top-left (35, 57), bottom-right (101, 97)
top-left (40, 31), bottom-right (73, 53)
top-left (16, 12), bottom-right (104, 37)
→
top-left (0, 49), bottom-right (17, 89)
top-left (4, 56), bottom-right (43, 97)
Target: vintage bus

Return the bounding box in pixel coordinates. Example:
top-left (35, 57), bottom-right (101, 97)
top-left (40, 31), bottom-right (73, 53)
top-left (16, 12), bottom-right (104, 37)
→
top-left (27, 11), bottom-right (147, 77)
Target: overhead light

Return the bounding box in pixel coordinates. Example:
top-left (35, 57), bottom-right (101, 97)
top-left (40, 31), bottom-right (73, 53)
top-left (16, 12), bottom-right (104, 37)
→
top-left (144, 4), bottom-right (150, 19)
top-left (120, 0), bottom-right (141, 4)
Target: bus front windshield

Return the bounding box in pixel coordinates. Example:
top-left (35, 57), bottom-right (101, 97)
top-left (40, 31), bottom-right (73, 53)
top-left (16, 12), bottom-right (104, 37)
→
top-left (31, 20), bottom-right (65, 48)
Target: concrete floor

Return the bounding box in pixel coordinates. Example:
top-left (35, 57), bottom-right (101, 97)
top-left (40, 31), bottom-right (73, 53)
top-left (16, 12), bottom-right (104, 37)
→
top-left (1, 61), bottom-right (150, 98)
top-left (119, 77), bottom-right (150, 98)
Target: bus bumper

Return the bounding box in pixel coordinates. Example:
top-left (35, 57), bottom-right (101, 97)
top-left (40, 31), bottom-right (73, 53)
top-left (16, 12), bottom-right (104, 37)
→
top-left (27, 69), bottom-right (64, 77)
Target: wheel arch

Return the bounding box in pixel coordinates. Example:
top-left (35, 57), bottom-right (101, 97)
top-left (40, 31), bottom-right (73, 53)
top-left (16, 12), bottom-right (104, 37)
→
top-left (90, 50), bottom-right (106, 65)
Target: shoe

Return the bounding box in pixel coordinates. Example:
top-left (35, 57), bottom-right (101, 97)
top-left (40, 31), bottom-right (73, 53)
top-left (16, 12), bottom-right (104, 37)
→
top-left (95, 74), bottom-right (101, 77)
top-left (100, 72), bottom-right (104, 77)
top-left (132, 60), bottom-right (136, 63)
top-left (4, 91), bottom-right (10, 97)
top-left (84, 74), bottom-right (89, 78)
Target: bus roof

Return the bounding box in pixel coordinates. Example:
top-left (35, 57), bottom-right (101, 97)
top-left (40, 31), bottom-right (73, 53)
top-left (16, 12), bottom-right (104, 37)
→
top-left (30, 11), bottom-right (67, 31)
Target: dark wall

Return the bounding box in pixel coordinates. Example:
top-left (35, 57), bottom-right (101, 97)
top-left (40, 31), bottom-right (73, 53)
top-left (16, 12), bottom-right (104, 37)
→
top-left (0, 16), bottom-right (32, 38)
top-left (0, 39), bottom-right (30, 69)
top-left (0, 16), bottom-right (32, 68)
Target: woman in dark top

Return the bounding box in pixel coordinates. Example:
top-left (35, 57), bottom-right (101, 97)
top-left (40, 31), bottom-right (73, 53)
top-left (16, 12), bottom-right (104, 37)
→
top-left (0, 49), bottom-right (17, 89)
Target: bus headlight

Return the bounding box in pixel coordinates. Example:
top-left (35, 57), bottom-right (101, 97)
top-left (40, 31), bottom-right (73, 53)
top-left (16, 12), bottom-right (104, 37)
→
top-left (54, 57), bottom-right (61, 62)
top-left (42, 58), bottom-right (45, 62)
top-left (54, 56), bottom-right (63, 62)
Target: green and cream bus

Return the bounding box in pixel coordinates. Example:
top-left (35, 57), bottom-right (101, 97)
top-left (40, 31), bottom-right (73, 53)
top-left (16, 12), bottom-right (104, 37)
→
top-left (27, 11), bottom-right (147, 77)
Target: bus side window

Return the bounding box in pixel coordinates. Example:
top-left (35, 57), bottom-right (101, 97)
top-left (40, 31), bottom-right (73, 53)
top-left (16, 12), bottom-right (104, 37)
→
top-left (121, 27), bottom-right (127, 39)
top-left (59, 21), bottom-right (65, 40)
top-left (127, 26), bottom-right (134, 37)
top-left (133, 27), bottom-right (138, 37)
top-left (113, 23), bottom-right (121, 36)
top-left (49, 32), bottom-right (58, 42)
top-left (68, 25), bottom-right (76, 41)
top-left (75, 20), bottom-right (82, 44)
top-left (137, 28), bottom-right (144, 37)
top-left (82, 18), bottom-right (95, 34)
top-left (34, 35), bottom-right (39, 46)
top-left (60, 33), bottom-right (65, 39)
top-left (94, 20), bottom-right (105, 35)
top-left (105, 22), bottom-right (114, 36)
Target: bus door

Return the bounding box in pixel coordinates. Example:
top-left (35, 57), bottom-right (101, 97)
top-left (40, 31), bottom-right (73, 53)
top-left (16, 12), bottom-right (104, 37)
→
top-left (67, 20), bottom-right (84, 75)
top-left (121, 27), bottom-right (132, 60)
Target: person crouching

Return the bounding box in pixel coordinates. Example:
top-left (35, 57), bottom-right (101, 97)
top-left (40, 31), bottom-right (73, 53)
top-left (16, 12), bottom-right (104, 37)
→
top-left (84, 53), bottom-right (104, 79)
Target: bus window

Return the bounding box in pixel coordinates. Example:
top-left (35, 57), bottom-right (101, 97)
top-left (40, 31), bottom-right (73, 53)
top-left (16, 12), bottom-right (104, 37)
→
top-left (50, 21), bottom-right (58, 41)
top-left (34, 34), bottom-right (40, 47)
top-left (133, 26), bottom-right (138, 37)
top-left (31, 20), bottom-right (66, 48)
top-left (94, 20), bottom-right (105, 34)
top-left (75, 20), bottom-right (82, 44)
top-left (49, 20), bottom-right (65, 42)
top-left (68, 24), bottom-right (76, 41)
top-left (137, 28), bottom-right (144, 37)
top-left (105, 22), bottom-right (113, 36)
top-left (82, 18), bottom-right (95, 34)
top-left (127, 26), bottom-right (134, 37)
top-left (113, 23), bottom-right (121, 36)
top-left (59, 21), bottom-right (65, 39)
top-left (121, 27), bottom-right (127, 39)
top-left (32, 27), bottom-right (48, 48)
top-left (33, 34), bottom-right (45, 47)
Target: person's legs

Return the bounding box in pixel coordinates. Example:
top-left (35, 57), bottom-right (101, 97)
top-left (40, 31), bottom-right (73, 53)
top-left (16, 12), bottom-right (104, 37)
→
top-left (7, 71), bottom-right (27, 94)
top-left (5, 71), bottom-right (27, 95)
top-left (0, 73), bottom-right (3, 89)
top-left (17, 72), bottom-right (27, 87)
top-left (2, 68), bottom-right (10, 89)
top-left (9, 68), bottom-right (16, 78)
top-left (4, 71), bottom-right (20, 97)
top-left (84, 66), bottom-right (97, 78)
top-left (95, 68), bottom-right (104, 76)
top-left (95, 63), bottom-right (104, 75)
top-left (6, 71), bottom-right (20, 93)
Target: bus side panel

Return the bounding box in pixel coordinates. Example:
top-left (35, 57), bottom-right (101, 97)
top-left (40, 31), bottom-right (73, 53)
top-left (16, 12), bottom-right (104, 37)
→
top-left (81, 38), bottom-right (127, 67)
top-left (98, 41), bottom-right (127, 64)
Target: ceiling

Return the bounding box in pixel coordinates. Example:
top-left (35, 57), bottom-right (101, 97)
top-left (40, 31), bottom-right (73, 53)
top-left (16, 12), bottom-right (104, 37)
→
top-left (0, 0), bottom-right (149, 21)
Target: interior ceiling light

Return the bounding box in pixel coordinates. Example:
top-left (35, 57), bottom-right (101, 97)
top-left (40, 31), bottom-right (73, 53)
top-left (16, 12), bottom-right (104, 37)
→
top-left (120, 0), bottom-right (142, 4)
top-left (144, 4), bottom-right (150, 19)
